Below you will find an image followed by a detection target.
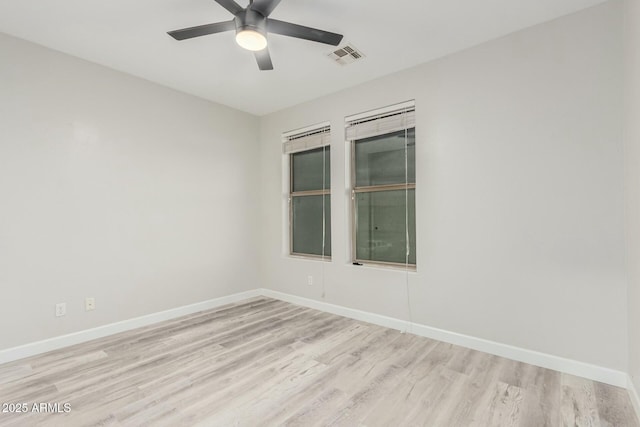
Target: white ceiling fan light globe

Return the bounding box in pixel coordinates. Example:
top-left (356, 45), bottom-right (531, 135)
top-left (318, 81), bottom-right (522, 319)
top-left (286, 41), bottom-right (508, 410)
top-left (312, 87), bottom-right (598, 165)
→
top-left (235, 29), bottom-right (267, 51)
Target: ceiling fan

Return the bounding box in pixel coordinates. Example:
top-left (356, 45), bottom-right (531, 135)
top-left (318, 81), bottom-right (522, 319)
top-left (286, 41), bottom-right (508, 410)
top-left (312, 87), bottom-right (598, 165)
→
top-left (168, 0), bottom-right (344, 71)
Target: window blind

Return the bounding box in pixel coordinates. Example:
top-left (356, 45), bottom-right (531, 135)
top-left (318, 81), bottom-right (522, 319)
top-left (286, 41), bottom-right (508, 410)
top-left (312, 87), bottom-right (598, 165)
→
top-left (282, 124), bottom-right (331, 154)
top-left (345, 101), bottom-right (415, 141)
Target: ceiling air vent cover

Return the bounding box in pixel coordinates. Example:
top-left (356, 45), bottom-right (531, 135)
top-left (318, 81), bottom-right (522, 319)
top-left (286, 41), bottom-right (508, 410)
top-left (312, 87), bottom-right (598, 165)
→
top-left (328, 43), bottom-right (365, 65)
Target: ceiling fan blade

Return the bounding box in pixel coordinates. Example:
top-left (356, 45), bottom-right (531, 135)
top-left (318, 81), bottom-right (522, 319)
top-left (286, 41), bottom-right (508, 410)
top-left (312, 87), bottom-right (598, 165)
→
top-left (254, 48), bottom-right (274, 70)
top-left (168, 20), bottom-right (235, 41)
top-left (249, 0), bottom-right (282, 17)
top-left (267, 19), bottom-right (343, 46)
top-left (214, 0), bottom-right (244, 15)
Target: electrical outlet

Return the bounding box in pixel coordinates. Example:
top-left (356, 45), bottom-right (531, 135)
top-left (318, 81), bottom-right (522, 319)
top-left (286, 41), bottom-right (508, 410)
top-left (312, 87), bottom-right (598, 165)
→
top-left (85, 297), bottom-right (95, 311)
top-left (55, 303), bottom-right (66, 317)
top-left (307, 275), bottom-right (313, 286)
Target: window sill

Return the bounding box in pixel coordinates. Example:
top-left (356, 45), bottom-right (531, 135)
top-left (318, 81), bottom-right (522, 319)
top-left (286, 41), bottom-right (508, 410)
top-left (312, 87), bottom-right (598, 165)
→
top-left (288, 253), bottom-right (332, 262)
top-left (350, 260), bottom-right (417, 273)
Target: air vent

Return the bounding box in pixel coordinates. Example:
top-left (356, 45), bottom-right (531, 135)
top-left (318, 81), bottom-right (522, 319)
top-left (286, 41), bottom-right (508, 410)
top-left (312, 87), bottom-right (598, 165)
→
top-left (328, 43), bottom-right (365, 66)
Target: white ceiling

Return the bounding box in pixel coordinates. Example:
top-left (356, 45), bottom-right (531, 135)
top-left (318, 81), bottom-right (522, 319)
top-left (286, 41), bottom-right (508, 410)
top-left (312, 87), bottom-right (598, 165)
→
top-left (0, 0), bottom-right (607, 116)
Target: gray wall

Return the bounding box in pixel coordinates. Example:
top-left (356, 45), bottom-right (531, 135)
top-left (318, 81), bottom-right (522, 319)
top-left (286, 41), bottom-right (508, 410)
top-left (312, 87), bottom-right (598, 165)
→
top-left (0, 33), bottom-right (260, 350)
top-left (259, 1), bottom-right (627, 371)
top-left (625, 0), bottom-right (640, 394)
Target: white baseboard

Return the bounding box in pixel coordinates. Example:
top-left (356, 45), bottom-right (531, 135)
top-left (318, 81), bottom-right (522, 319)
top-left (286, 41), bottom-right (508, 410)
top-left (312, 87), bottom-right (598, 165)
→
top-left (629, 375), bottom-right (640, 422)
top-left (0, 289), bottom-right (261, 365)
top-left (0, 287), bottom-right (629, 390)
top-left (260, 289), bottom-right (410, 330)
top-left (259, 288), bottom-right (628, 388)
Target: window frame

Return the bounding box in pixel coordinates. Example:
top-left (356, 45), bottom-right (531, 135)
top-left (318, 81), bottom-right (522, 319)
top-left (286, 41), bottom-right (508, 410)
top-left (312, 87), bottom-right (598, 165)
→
top-left (347, 104), bottom-right (416, 269)
top-left (288, 146), bottom-right (331, 259)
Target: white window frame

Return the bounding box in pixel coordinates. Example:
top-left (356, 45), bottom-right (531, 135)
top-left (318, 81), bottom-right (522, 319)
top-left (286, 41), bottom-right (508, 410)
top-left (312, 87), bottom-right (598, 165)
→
top-left (346, 101), bottom-right (416, 269)
top-left (283, 123), bottom-right (331, 260)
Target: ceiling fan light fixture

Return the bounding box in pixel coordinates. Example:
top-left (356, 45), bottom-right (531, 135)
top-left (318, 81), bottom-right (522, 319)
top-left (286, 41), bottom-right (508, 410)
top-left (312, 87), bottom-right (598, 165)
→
top-left (235, 29), bottom-right (267, 51)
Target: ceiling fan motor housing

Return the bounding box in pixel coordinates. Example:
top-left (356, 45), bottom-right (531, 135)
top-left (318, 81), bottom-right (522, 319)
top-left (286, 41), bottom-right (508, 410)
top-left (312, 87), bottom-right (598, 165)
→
top-left (234, 9), bottom-right (267, 37)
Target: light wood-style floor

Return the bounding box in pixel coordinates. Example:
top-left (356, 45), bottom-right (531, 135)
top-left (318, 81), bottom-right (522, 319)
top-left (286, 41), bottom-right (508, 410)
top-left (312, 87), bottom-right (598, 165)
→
top-left (0, 297), bottom-right (637, 426)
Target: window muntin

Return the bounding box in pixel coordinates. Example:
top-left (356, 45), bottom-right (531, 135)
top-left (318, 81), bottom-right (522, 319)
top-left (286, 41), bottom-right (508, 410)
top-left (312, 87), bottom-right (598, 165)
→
top-left (289, 146), bottom-right (331, 258)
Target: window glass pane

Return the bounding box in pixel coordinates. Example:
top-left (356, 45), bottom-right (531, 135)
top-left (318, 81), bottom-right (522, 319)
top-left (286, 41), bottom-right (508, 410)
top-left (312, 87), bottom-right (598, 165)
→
top-left (291, 147), bottom-right (330, 192)
top-left (355, 189), bottom-right (415, 264)
top-left (354, 128), bottom-right (415, 187)
top-left (292, 195), bottom-right (331, 256)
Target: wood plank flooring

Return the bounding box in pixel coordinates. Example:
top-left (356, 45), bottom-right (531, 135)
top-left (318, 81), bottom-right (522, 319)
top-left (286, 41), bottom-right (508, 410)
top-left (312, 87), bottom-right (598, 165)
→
top-left (0, 297), bottom-right (637, 426)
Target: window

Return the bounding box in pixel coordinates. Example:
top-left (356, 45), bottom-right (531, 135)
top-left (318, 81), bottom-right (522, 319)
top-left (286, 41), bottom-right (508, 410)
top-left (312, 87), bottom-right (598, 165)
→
top-left (347, 102), bottom-right (416, 267)
top-left (283, 125), bottom-right (331, 258)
